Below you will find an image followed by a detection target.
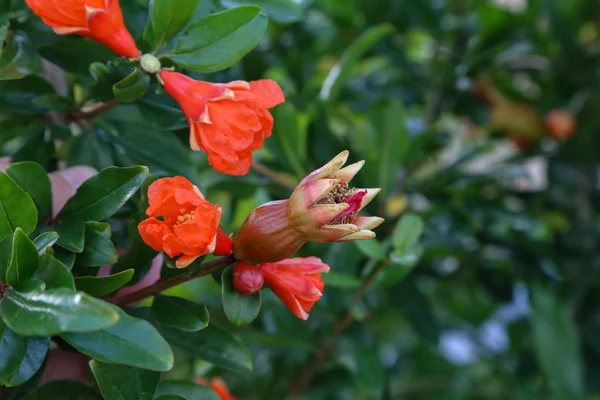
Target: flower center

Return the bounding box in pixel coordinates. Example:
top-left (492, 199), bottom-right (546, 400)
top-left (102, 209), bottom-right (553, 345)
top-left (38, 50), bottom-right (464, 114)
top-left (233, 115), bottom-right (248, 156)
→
top-left (176, 208), bottom-right (196, 224)
top-left (317, 183), bottom-right (366, 225)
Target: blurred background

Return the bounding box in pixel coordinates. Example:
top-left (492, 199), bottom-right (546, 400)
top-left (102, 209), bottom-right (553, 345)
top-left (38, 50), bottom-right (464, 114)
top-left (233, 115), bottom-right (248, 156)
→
top-left (3, 0), bottom-right (600, 399)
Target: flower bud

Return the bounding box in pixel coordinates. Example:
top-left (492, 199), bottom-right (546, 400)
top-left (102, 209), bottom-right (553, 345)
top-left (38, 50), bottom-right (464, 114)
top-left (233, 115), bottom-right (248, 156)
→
top-left (233, 151), bottom-right (383, 264)
top-left (232, 263), bottom-right (264, 295)
top-left (214, 228), bottom-right (233, 256)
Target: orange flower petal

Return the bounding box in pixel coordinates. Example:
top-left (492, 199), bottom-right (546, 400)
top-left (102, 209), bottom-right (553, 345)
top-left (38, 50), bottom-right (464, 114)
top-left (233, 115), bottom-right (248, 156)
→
top-left (248, 80), bottom-right (286, 108)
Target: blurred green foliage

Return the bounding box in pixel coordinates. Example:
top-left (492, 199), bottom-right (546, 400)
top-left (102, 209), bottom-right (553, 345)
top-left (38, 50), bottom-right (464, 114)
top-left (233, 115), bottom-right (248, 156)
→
top-left (1, 0), bottom-right (600, 399)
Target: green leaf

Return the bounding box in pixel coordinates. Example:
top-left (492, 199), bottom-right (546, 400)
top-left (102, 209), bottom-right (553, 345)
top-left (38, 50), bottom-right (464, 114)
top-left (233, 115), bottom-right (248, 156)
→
top-left (148, 0), bottom-right (200, 50)
top-left (0, 319), bottom-right (27, 383)
top-left (271, 102), bottom-right (307, 176)
top-left (90, 360), bottom-right (161, 400)
top-left (169, 6), bottom-right (268, 73)
top-left (151, 295), bottom-right (209, 332)
top-left (61, 308), bottom-right (174, 372)
top-left (0, 233), bottom-right (13, 281)
top-left (221, 0), bottom-right (304, 23)
top-left (113, 68), bottom-right (150, 103)
top-left (109, 123), bottom-right (198, 180)
top-left (155, 381), bottom-right (220, 400)
top-left (77, 222), bottom-right (117, 267)
top-left (384, 245), bottom-right (423, 287)
top-left (5, 336), bottom-right (50, 387)
top-left (34, 248), bottom-right (75, 290)
top-left (5, 162), bottom-right (52, 220)
top-left (23, 380), bottom-right (102, 400)
top-left (158, 324), bottom-right (252, 374)
top-left (319, 24), bottom-right (395, 104)
top-left (354, 239), bottom-right (386, 261)
top-left (33, 232), bottom-right (59, 255)
top-left (531, 286), bottom-right (584, 399)
top-left (1, 287), bottom-right (119, 336)
top-left (57, 166), bottom-right (149, 222)
top-left (221, 266), bottom-right (261, 326)
top-left (322, 271), bottom-right (362, 289)
top-left (392, 213), bottom-right (424, 252)
top-left (67, 130), bottom-right (114, 171)
top-left (5, 228), bottom-right (40, 289)
top-left (0, 31), bottom-right (41, 81)
top-left (75, 269), bottom-right (134, 297)
top-left (0, 172), bottom-right (37, 239)
top-left (55, 221), bottom-right (85, 253)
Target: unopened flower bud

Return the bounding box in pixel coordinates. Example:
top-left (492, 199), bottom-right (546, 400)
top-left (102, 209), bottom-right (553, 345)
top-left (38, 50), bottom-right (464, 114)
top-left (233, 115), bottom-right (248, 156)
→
top-left (232, 263), bottom-right (264, 296)
top-left (233, 151), bottom-right (383, 264)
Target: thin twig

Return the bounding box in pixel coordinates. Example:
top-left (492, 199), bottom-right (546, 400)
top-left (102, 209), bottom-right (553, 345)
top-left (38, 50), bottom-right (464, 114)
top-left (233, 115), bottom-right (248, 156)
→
top-left (251, 163), bottom-right (298, 190)
top-left (113, 255), bottom-right (235, 307)
top-left (70, 99), bottom-right (120, 121)
top-left (288, 261), bottom-right (389, 397)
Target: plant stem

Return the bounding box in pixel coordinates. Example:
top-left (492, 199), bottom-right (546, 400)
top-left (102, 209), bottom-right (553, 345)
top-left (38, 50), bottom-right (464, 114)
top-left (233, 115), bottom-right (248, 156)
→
top-left (70, 99), bottom-right (120, 121)
top-left (113, 255), bottom-right (235, 307)
top-left (251, 162), bottom-right (298, 190)
top-left (287, 260), bottom-right (389, 397)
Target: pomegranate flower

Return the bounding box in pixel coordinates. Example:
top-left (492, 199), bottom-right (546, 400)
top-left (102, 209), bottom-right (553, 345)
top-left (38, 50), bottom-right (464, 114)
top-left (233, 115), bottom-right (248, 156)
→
top-left (197, 377), bottom-right (240, 400)
top-left (138, 177), bottom-right (222, 268)
top-left (258, 257), bottom-right (329, 320)
top-left (233, 151), bottom-right (383, 264)
top-left (159, 71), bottom-right (285, 176)
top-left (25, 0), bottom-right (140, 58)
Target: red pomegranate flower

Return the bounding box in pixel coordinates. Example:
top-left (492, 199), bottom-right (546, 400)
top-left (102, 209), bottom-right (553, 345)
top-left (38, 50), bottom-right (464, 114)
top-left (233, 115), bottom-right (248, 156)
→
top-left (159, 71), bottom-right (285, 176)
top-left (25, 0), bottom-right (140, 58)
top-left (138, 177), bottom-right (222, 268)
top-left (258, 257), bottom-right (329, 320)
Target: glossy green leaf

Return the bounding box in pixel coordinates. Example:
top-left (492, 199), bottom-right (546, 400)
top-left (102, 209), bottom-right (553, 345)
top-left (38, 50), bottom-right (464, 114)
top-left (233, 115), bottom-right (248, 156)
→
top-left (57, 166), bottom-right (149, 222)
top-left (0, 172), bottom-right (37, 239)
top-left (75, 269), bottom-right (134, 297)
top-left (531, 286), bottom-right (584, 399)
top-left (151, 295), bottom-right (209, 332)
top-left (158, 324), bottom-right (252, 374)
top-left (33, 232), bottom-right (59, 255)
top-left (392, 213), bottom-right (424, 252)
top-left (155, 381), bottom-right (219, 400)
top-left (148, 0), bottom-right (200, 49)
top-left (1, 287), bottom-right (119, 336)
top-left (90, 360), bottom-right (161, 400)
top-left (34, 248), bottom-right (75, 290)
top-left (222, 0), bottom-right (304, 23)
top-left (5, 228), bottom-right (40, 289)
top-left (77, 222), bottom-right (117, 267)
top-left (55, 221), bottom-right (85, 253)
top-left (23, 380), bottom-right (102, 400)
top-left (5, 336), bottom-right (50, 387)
top-left (0, 233), bottom-right (13, 281)
top-left (113, 68), bottom-right (150, 103)
top-left (0, 31), bottom-right (41, 81)
top-left (0, 319), bottom-right (27, 383)
top-left (5, 161), bottom-right (52, 220)
top-left (110, 123), bottom-right (198, 180)
top-left (354, 239), bottom-right (386, 261)
top-left (170, 6), bottom-right (268, 73)
top-left (222, 266), bottom-right (261, 326)
top-left (61, 308), bottom-right (174, 372)
top-left (319, 24), bottom-right (394, 104)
